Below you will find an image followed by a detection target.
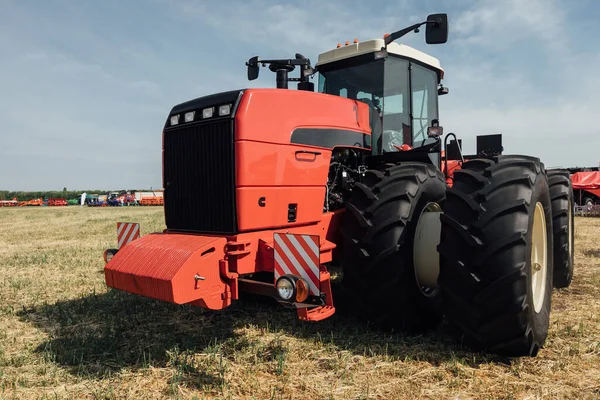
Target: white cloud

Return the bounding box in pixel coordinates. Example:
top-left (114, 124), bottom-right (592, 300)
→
top-left (432, 0), bottom-right (599, 168)
top-left (167, 0), bottom-right (420, 56)
top-left (452, 0), bottom-right (568, 53)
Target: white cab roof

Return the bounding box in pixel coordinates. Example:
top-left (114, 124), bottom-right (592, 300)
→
top-left (316, 38), bottom-right (443, 75)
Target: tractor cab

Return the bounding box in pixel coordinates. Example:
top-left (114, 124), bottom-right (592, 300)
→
top-left (246, 13), bottom-right (449, 157)
top-left (315, 38), bottom-right (446, 155)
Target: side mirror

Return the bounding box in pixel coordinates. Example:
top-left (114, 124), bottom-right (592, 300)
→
top-left (427, 126), bottom-right (443, 137)
top-left (428, 119), bottom-right (443, 137)
top-left (425, 13), bottom-right (448, 44)
top-left (246, 56), bottom-right (260, 81)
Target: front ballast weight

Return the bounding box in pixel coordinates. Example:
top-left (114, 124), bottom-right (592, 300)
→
top-left (103, 222), bottom-right (336, 322)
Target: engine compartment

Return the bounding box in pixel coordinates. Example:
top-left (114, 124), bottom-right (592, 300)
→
top-left (326, 147), bottom-right (366, 212)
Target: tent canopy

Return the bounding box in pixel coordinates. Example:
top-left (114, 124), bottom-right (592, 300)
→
top-left (571, 171), bottom-right (600, 198)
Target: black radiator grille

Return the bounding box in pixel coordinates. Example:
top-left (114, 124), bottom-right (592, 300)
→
top-left (163, 119), bottom-right (237, 234)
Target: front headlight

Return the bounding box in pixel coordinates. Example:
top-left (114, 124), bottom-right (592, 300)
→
top-left (219, 104), bottom-right (231, 116)
top-left (275, 275), bottom-right (310, 302)
top-left (202, 107), bottom-right (214, 119)
top-left (276, 277), bottom-right (295, 301)
top-left (184, 111), bottom-right (195, 122)
top-left (103, 248), bottom-right (118, 263)
top-left (170, 115), bottom-right (180, 126)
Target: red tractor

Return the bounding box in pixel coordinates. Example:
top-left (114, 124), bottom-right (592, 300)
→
top-left (103, 14), bottom-right (575, 357)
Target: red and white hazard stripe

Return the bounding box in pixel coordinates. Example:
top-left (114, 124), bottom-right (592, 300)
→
top-left (273, 233), bottom-right (321, 296)
top-left (117, 222), bottom-right (140, 249)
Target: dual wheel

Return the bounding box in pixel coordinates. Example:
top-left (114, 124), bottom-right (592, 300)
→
top-left (340, 156), bottom-right (574, 356)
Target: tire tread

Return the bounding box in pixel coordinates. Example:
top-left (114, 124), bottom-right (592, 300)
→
top-left (438, 155), bottom-right (553, 357)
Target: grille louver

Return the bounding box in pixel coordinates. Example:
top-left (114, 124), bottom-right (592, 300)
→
top-left (163, 119), bottom-right (237, 234)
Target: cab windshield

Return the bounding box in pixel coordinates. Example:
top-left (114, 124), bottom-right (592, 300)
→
top-left (317, 56), bottom-right (439, 153)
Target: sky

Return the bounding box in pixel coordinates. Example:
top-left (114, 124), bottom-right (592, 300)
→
top-left (1, 0), bottom-right (599, 191)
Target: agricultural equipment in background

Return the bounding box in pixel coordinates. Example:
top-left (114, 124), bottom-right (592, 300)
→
top-left (140, 196), bottom-right (164, 206)
top-left (74, 191), bottom-right (154, 207)
top-left (107, 192), bottom-right (138, 206)
top-left (1, 197), bottom-right (69, 207)
top-left (569, 170), bottom-right (600, 207)
top-left (136, 190), bottom-right (164, 206)
top-left (103, 14), bottom-right (575, 357)
top-left (0, 198), bottom-right (18, 207)
top-left (87, 197), bottom-right (108, 207)
top-left (47, 198), bottom-right (68, 206)
top-left (18, 198), bottom-right (44, 206)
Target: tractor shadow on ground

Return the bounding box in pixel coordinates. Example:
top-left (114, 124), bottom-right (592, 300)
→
top-left (18, 285), bottom-right (512, 382)
top-left (17, 290), bottom-right (236, 389)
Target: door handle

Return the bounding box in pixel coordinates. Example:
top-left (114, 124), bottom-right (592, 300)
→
top-left (295, 150), bottom-right (320, 162)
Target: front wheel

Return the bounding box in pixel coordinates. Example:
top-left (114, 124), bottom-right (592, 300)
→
top-left (437, 155), bottom-right (554, 357)
top-left (340, 162), bottom-right (447, 332)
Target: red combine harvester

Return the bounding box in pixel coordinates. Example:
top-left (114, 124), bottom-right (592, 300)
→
top-left (103, 15), bottom-right (575, 357)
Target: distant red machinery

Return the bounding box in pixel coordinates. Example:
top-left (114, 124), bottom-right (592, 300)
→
top-left (47, 198), bottom-right (68, 206)
top-left (0, 198), bottom-right (17, 207)
top-left (7, 198), bottom-right (68, 207)
top-left (140, 196), bottom-right (164, 206)
top-left (18, 198), bottom-right (44, 206)
top-left (571, 171), bottom-right (600, 207)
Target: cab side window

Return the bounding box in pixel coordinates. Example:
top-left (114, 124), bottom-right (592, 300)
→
top-left (411, 64), bottom-right (439, 144)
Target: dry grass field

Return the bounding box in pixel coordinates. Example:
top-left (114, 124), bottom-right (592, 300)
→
top-left (0, 207), bottom-right (599, 399)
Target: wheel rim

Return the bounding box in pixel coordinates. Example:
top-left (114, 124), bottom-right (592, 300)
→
top-left (413, 202), bottom-right (442, 297)
top-left (531, 201), bottom-right (548, 313)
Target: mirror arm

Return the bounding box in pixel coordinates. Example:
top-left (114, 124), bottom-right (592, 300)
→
top-left (385, 19), bottom-right (440, 46)
top-left (384, 20), bottom-right (438, 45)
top-left (385, 22), bottom-right (424, 45)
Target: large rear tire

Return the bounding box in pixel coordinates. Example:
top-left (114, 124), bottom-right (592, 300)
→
top-left (340, 162), bottom-right (447, 332)
top-left (437, 155), bottom-right (554, 357)
top-left (547, 169), bottom-right (575, 288)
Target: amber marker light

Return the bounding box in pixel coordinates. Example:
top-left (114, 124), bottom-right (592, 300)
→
top-left (295, 278), bottom-right (309, 303)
